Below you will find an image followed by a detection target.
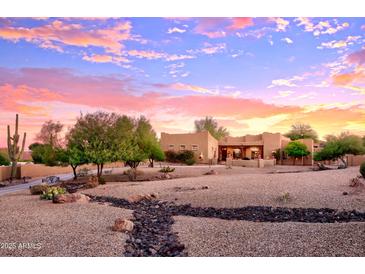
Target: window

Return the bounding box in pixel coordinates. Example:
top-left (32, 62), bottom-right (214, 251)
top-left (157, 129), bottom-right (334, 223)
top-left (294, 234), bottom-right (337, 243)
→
top-left (192, 144), bottom-right (198, 151)
top-left (168, 144), bottom-right (174, 150)
top-left (179, 144), bottom-right (186, 151)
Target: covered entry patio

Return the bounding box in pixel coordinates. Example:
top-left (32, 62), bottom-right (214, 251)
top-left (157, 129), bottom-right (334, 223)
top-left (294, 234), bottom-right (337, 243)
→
top-left (219, 145), bottom-right (264, 161)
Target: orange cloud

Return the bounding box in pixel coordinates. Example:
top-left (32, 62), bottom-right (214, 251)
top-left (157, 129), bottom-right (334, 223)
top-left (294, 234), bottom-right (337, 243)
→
top-left (332, 71), bottom-right (365, 85)
top-left (82, 54), bottom-right (129, 64)
top-left (0, 84), bottom-right (62, 115)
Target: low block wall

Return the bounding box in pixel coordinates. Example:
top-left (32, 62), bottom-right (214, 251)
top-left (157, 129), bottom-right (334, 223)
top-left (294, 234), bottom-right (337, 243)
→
top-left (0, 166), bottom-right (12, 181)
top-left (231, 159), bottom-right (275, 168)
top-left (346, 155), bottom-right (365, 166)
top-left (1, 162), bottom-right (124, 181)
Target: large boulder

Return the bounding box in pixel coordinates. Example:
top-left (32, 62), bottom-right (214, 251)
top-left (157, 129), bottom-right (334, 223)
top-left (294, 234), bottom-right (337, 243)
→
top-left (53, 193), bottom-right (90, 204)
top-left (111, 218), bottom-right (134, 232)
top-left (30, 184), bottom-right (49, 195)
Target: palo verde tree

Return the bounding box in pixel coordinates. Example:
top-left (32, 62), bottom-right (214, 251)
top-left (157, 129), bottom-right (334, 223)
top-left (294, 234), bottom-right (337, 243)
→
top-left (7, 114), bottom-right (26, 180)
top-left (284, 123), bottom-right (319, 143)
top-left (134, 116), bottom-right (165, 167)
top-left (118, 116), bottom-right (164, 178)
top-left (194, 116), bottom-right (229, 140)
top-left (68, 111), bottom-right (121, 177)
top-left (56, 137), bottom-right (88, 180)
top-left (284, 141), bottom-right (310, 165)
top-left (314, 133), bottom-right (365, 168)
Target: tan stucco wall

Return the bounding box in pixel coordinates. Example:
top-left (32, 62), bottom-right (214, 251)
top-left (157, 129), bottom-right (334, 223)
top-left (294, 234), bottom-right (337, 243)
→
top-left (346, 155), bottom-right (365, 166)
top-left (0, 166), bottom-right (12, 181)
top-left (0, 162), bottom-right (123, 181)
top-left (231, 159), bottom-right (275, 168)
top-left (262, 132), bottom-right (283, 159)
top-left (160, 131), bottom-right (218, 163)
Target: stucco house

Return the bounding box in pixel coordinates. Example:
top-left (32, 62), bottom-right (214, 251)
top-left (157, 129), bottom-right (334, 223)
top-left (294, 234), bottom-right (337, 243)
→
top-left (160, 131), bottom-right (316, 166)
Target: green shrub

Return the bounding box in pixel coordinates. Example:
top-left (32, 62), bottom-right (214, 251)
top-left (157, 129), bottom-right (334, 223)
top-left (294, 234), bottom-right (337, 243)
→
top-left (30, 184), bottom-right (49, 195)
top-left (165, 151), bottom-right (178, 162)
top-left (159, 166), bottom-right (175, 173)
top-left (165, 150), bottom-right (195, 165)
top-left (0, 153), bottom-right (10, 166)
top-left (185, 158), bottom-right (196, 165)
top-left (360, 162), bottom-right (365, 179)
top-left (40, 186), bottom-right (66, 200)
top-left (176, 150), bottom-right (195, 162)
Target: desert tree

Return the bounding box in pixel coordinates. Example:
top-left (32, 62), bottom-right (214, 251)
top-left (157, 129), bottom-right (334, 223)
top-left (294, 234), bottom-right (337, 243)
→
top-left (284, 141), bottom-right (311, 165)
top-left (67, 111), bottom-right (121, 177)
top-left (284, 123), bottom-right (319, 143)
top-left (314, 133), bottom-right (365, 168)
top-left (194, 116), bottom-right (229, 140)
top-left (36, 120), bottom-right (64, 148)
top-left (134, 116), bottom-right (165, 167)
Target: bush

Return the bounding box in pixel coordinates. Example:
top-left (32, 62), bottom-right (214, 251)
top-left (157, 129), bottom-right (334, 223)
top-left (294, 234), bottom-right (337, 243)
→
top-left (0, 153), bottom-right (10, 166)
top-left (185, 158), bottom-right (196, 165)
top-left (176, 150), bottom-right (195, 162)
top-left (123, 169), bottom-right (144, 176)
top-left (165, 150), bottom-right (195, 165)
top-left (40, 186), bottom-right (66, 200)
top-left (29, 143), bottom-right (58, 166)
top-left (159, 166), bottom-right (175, 173)
top-left (165, 150), bottom-right (178, 162)
top-left (30, 184), bottom-right (49, 195)
top-left (360, 162), bottom-right (365, 179)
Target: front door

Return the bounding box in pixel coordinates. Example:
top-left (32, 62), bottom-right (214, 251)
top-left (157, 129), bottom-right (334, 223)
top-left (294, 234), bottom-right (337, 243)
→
top-left (221, 148), bottom-right (227, 161)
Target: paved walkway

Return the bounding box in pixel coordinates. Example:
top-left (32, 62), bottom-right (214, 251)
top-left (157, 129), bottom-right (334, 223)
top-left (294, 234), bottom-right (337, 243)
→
top-left (0, 173), bottom-right (74, 196)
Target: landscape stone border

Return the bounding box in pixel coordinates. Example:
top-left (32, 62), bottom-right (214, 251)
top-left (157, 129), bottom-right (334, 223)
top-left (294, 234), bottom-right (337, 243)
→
top-left (91, 195), bottom-right (365, 257)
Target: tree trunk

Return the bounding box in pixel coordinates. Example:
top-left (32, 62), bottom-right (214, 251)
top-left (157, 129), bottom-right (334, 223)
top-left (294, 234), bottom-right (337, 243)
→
top-left (99, 163), bottom-right (104, 177)
top-left (96, 164), bottom-right (100, 177)
top-left (71, 164), bottom-right (78, 180)
top-left (149, 158), bottom-right (154, 168)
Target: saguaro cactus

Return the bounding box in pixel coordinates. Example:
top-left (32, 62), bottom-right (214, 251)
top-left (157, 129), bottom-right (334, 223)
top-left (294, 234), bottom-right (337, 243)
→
top-left (7, 114), bottom-right (26, 180)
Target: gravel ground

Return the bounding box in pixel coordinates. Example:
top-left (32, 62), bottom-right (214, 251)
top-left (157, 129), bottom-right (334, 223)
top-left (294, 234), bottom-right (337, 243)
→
top-left (0, 191), bottom-right (132, 256)
top-left (84, 166), bottom-right (365, 211)
top-left (173, 216), bottom-right (365, 256)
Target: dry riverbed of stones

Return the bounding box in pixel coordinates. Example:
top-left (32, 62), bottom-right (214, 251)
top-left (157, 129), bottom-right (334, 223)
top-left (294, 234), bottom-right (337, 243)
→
top-left (90, 194), bottom-right (365, 257)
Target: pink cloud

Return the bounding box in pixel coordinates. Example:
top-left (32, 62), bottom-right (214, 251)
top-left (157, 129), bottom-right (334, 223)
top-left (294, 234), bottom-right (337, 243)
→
top-left (164, 95), bottom-right (302, 119)
top-left (0, 19), bottom-right (132, 55)
top-left (194, 18), bottom-right (254, 38)
top-left (228, 18), bottom-right (254, 30)
top-left (347, 48), bottom-right (365, 65)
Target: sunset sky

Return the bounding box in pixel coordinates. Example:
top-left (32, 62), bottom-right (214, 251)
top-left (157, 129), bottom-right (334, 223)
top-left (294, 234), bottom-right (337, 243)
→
top-left (0, 17), bottom-right (364, 147)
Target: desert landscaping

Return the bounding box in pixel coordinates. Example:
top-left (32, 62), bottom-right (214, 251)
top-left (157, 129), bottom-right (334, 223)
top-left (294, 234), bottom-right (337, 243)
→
top-left (1, 165), bottom-right (364, 257)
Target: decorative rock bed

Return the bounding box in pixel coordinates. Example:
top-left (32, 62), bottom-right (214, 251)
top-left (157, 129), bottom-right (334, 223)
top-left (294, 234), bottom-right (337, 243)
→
top-left (90, 195), bottom-right (365, 257)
